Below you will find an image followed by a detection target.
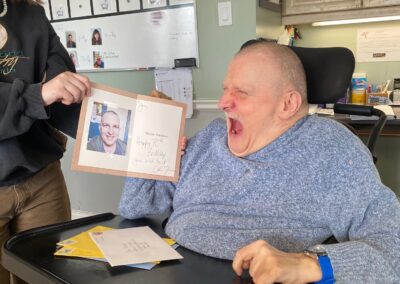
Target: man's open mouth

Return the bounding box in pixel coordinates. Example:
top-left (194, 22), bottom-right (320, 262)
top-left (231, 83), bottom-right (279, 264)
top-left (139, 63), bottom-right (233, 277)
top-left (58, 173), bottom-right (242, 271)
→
top-left (228, 117), bottom-right (243, 135)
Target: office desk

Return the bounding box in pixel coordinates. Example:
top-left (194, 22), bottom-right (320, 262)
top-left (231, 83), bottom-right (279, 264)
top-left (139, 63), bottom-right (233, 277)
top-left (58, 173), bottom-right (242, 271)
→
top-left (336, 116), bottom-right (400, 137)
top-left (2, 213), bottom-right (251, 284)
top-left (325, 106), bottom-right (400, 137)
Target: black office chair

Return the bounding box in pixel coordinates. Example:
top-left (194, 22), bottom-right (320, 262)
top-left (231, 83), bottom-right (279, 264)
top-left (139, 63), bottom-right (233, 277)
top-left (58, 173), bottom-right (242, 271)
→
top-left (288, 46), bottom-right (387, 164)
top-left (240, 39), bottom-right (386, 164)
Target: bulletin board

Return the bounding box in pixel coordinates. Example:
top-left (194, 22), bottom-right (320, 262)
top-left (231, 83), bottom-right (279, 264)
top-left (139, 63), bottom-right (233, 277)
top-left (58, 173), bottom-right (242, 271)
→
top-left (42, 0), bottom-right (199, 72)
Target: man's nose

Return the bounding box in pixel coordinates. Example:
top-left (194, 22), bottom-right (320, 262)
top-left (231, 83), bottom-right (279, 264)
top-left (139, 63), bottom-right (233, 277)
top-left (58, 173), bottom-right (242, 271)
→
top-left (218, 92), bottom-right (234, 111)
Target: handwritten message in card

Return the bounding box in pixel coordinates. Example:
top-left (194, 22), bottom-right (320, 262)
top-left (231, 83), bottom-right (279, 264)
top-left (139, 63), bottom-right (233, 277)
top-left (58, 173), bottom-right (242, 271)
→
top-left (72, 83), bottom-right (186, 181)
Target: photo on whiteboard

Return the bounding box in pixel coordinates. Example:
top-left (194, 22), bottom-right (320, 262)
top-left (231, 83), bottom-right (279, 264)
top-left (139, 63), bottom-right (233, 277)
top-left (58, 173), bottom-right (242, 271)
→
top-left (69, 51), bottom-right (79, 68)
top-left (65, 31), bottom-right (77, 48)
top-left (86, 101), bottom-right (132, 156)
top-left (93, 51), bottom-right (105, 68)
top-left (91, 28), bottom-right (103, 45)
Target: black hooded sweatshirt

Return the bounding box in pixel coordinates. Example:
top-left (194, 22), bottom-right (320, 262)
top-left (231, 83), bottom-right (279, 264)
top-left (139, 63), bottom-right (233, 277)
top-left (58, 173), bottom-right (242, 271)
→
top-left (0, 1), bottom-right (80, 186)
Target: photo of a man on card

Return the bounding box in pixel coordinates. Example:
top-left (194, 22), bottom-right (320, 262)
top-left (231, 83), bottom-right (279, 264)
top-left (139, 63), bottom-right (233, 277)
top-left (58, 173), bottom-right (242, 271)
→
top-left (87, 103), bottom-right (131, 156)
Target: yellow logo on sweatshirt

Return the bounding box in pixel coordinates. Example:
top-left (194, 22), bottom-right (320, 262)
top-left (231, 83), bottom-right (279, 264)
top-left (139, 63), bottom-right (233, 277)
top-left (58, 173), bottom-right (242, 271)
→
top-left (0, 52), bottom-right (29, 75)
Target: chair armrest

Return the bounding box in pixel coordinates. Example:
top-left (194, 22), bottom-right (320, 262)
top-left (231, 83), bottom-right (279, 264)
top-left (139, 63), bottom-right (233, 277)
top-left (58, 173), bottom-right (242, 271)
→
top-left (334, 103), bottom-right (374, 116)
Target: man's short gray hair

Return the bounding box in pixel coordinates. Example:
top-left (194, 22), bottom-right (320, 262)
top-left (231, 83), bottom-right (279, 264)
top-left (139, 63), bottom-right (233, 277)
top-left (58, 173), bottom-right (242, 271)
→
top-left (238, 41), bottom-right (307, 102)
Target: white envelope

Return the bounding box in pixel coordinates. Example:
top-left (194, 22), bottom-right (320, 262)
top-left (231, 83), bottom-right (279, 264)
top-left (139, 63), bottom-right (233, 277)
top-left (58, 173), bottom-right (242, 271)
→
top-left (90, 226), bottom-right (183, 267)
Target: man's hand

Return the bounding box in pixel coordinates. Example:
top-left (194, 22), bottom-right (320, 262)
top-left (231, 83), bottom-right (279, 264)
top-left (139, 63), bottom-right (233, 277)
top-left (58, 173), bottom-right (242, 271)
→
top-left (149, 90), bottom-right (171, 100)
top-left (42, 71), bottom-right (91, 106)
top-left (180, 136), bottom-right (187, 155)
top-left (232, 240), bottom-right (322, 284)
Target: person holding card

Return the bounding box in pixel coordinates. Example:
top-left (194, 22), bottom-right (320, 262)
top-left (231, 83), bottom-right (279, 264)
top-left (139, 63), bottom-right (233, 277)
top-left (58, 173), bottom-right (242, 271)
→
top-left (119, 42), bottom-right (400, 283)
top-left (0, 1), bottom-right (91, 283)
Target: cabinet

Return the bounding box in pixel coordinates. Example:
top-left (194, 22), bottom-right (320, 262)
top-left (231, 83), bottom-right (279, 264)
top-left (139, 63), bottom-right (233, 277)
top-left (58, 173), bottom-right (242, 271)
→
top-left (259, 0), bottom-right (281, 12)
top-left (363, 0), bottom-right (400, 7)
top-left (284, 0), bottom-right (361, 15)
top-left (282, 0), bottom-right (400, 24)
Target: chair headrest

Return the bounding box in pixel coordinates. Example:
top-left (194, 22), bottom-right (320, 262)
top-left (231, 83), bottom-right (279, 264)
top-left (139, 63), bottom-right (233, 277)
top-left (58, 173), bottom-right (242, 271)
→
top-left (240, 40), bottom-right (355, 104)
top-left (289, 46), bottom-right (355, 104)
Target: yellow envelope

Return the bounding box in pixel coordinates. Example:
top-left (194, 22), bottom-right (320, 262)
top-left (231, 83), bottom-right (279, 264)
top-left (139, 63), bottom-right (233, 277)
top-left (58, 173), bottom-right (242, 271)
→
top-left (55, 226), bottom-right (113, 258)
top-left (54, 246), bottom-right (104, 258)
top-left (163, 238), bottom-right (176, 246)
top-left (57, 226), bottom-right (113, 250)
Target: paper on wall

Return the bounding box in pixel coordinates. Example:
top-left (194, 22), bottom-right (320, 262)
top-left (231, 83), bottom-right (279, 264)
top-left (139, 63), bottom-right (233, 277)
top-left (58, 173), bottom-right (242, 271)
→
top-left (154, 68), bottom-right (193, 118)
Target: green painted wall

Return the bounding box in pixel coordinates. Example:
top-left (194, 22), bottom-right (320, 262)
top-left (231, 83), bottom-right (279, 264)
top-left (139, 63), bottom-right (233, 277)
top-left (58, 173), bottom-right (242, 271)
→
top-left (296, 21), bottom-right (400, 88)
top-left (83, 0), bottom-right (256, 100)
top-left (256, 6), bottom-right (283, 40)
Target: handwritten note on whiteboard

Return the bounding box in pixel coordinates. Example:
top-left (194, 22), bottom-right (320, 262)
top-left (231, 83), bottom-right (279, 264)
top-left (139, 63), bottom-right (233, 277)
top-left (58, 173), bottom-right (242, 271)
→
top-left (72, 83), bottom-right (186, 182)
top-left (357, 27), bottom-right (400, 62)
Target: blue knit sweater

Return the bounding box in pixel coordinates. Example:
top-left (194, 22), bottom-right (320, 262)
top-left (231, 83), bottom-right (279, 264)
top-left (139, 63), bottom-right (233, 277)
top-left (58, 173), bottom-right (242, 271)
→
top-left (119, 115), bottom-right (400, 283)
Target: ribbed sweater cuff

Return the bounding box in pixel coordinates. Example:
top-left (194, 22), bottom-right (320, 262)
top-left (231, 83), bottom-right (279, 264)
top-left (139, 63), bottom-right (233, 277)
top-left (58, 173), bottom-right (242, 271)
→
top-left (23, 83), bottom-right (48, 119)
top-left (321, 241), bottom-right (397, 282)
top-left (323, 242), bottom-right (366, 279)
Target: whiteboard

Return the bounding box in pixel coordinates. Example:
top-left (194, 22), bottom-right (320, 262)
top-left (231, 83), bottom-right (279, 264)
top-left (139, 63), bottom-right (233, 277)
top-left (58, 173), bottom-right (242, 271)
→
top-left (44, 1), bottom-right (199, 72)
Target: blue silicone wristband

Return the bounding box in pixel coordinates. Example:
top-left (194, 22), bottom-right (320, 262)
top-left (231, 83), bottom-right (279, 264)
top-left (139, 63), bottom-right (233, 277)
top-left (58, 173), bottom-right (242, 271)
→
top-left (315, 255), bottom-right (334, 284)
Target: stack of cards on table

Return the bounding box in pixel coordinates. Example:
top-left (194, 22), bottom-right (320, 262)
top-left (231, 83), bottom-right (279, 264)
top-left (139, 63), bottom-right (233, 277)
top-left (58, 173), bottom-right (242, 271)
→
top-left (54, 226), bottom-right (182, 270)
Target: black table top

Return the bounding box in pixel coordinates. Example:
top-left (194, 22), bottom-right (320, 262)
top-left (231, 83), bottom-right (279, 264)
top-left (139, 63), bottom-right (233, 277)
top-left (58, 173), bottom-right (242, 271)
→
top-left (2, 213), bottom-right (252, 284)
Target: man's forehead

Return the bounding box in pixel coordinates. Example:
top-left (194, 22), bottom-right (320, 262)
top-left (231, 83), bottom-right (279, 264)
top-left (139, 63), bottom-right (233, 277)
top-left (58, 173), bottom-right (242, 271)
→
top-left (234, 48), bottom-right (277, 66)
top-left (226, 54), bottom-right (276, 83)
top-left (102, 112), bottom-right (119, 121)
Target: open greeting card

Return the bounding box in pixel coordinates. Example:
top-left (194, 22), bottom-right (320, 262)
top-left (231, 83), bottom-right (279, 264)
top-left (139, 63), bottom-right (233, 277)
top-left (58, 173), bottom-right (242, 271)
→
top-left (72, 83), bottom-right (186, 182)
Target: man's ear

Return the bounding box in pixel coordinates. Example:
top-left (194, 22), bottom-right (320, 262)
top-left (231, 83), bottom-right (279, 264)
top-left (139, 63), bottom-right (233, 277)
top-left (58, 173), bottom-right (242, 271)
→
top-left (279, 90), bottom-right (303, 120)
